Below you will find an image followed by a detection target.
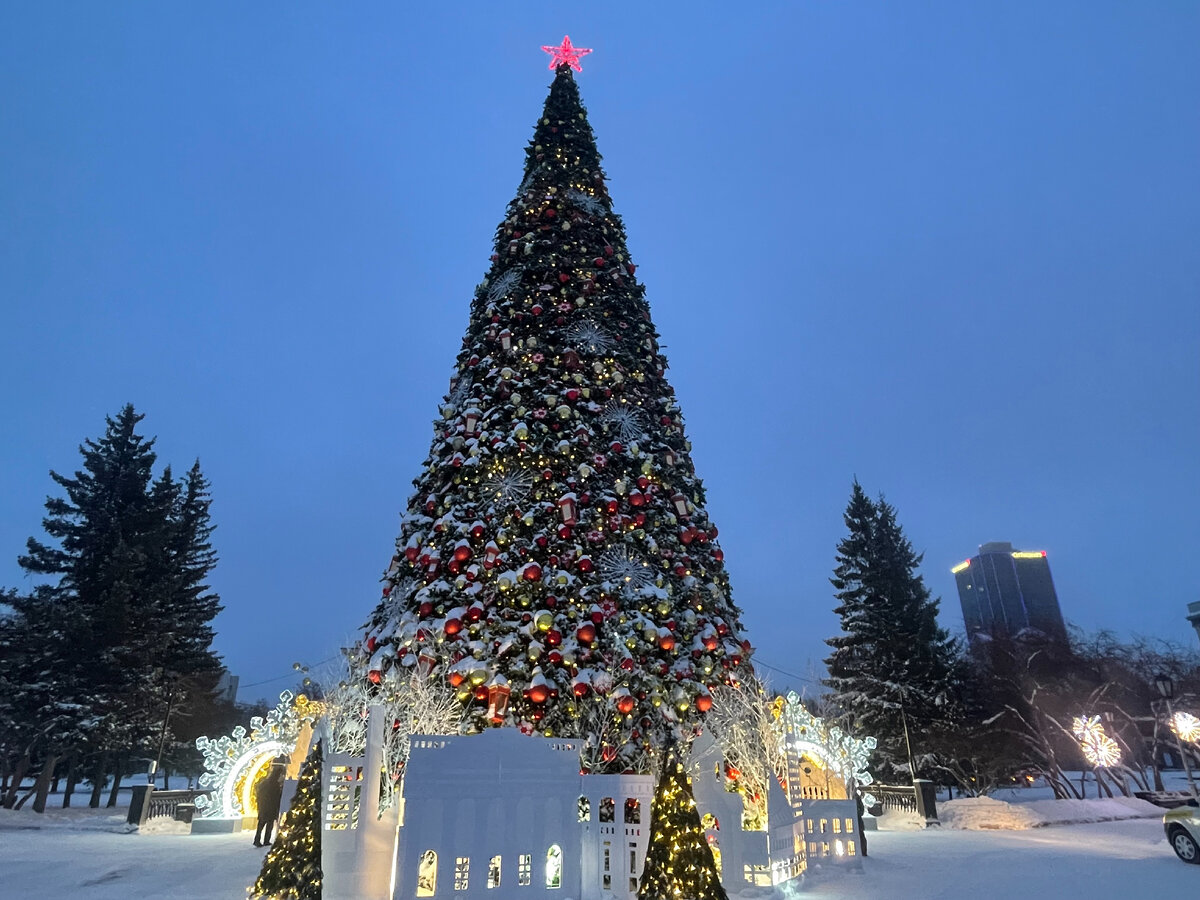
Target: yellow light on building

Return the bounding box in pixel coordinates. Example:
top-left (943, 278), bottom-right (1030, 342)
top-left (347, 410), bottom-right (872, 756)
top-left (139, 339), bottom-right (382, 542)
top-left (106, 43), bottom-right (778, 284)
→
top-left (1011, 551), bottom-right (1047, 559)
top-left (951, 560), bottom-right (971, 574)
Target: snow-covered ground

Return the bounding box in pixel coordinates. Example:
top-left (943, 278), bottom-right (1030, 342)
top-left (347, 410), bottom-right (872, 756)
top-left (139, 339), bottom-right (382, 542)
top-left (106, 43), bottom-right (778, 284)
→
top-left (808, 819), bottom-right (1196, 899)
top-left (1, 811), bottom-right (263, 900)
top-left (2, 804), bottom-right (1196, 900)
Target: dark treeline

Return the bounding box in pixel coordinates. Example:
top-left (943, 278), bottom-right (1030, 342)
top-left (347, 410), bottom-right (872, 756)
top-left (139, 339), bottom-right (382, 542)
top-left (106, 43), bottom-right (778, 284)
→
top-left (0, 405), bottom-right (233, 811)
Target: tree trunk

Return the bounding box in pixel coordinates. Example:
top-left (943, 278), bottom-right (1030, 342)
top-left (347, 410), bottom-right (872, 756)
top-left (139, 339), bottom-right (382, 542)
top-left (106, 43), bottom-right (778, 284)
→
top-left (106, 760), bottom-right (124, 808)
top-left (89, 753), bottom-right (109, 808)
top-left (2, 753), bottom-right (30, 809)
top-left (163, 769), bottom-right (171, 790)
top-left (62, 756), bottom-right (79, 808)
top-left (13, 786), bottom-right (36, 810)
top-left (32, 754), bottom-right (60, 813)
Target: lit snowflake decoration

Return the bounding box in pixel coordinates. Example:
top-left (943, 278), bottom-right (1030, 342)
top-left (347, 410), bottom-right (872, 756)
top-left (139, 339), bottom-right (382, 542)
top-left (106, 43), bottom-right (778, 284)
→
top-left (517, 170), bottom-right (539, 196)
top-left (567, 318), bottom-right (616, 354)
top-left (773, 691), bottom-right (877, 806)
top-left (1072, 715), bottom-right (1122, 768)
top-left (446, 378), bottom-right (473, 411)
top-left (194, 690), bottom-right (316, 818)
top-left (486, 266), bottom-right (524, 304)
top-left (566, 188), bottom-right (607, 217)
top-left (1170, 711), bottom-right (1200, 743)
top-left (481, 466), bottom-right (534, 505)
top-left (598, 400), bottom-right (646, 443)
top-left (598, 546), bottom-right (656, 594)
top-left (384, 575), bottom-right (420, 608)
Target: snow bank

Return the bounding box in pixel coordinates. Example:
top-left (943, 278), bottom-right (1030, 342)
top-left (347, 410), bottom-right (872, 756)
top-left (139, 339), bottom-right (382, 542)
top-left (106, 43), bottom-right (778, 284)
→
top-left (939, 795), bottom-right (1164, 830)
top-left (138, 816), bottom-right (192, 835)
top-left (0, 806), bottom-right (132, 832)
top-left (874, 809), bottom-right (925, 831)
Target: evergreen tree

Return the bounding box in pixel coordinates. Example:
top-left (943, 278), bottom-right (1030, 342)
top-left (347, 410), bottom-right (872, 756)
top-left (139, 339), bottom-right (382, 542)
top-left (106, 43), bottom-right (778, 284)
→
top-left (823, 481), bottom-right (963, 779)
top-left (353, 64), bottom-right (750, 772)
top-left (6, 405), bottom-right (223, 797)
top-left (637, 749), bottom-right (727, 900)
top-left (252, 742), bottom-right (323, 900)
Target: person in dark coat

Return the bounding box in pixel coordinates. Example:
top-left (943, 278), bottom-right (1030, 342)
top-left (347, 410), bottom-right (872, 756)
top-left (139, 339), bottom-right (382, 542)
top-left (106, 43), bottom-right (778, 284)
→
top-left (253, 758), bottom-right (287, 847)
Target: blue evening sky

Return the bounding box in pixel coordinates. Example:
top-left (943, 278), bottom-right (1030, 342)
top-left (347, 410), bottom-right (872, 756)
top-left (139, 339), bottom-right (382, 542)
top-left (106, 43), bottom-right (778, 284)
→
top-left (2, 3), bottom-right (1197, 702)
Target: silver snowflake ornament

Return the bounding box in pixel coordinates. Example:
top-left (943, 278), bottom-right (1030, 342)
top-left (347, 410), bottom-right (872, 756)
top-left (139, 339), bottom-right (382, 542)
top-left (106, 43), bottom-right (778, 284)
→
top-left (567, 318), bottom-right (616, 355)
top-left (446, 377), bottom-right (473, 411)
top-left (486, 266), bottom-right (524, 304)
top-left (566, 188), bottom-right (608, 217)
top-left (598, 546), bottom-right (656, 594)
top-left (598, 400), bottom-right (647, 443)
top-left (481, 466), bottom-right (534, 505)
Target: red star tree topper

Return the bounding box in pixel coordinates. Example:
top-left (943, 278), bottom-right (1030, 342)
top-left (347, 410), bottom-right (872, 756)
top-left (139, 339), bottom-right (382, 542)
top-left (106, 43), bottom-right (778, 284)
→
top-left (541, 35), bottom-right (592, 72)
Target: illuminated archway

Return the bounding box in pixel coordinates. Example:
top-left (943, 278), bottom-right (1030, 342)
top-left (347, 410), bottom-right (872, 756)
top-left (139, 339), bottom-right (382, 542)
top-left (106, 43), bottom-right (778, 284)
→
top-left (222, 740), bottom-right (291, 818)
top-left (195, 690), bottom-right (320, 820)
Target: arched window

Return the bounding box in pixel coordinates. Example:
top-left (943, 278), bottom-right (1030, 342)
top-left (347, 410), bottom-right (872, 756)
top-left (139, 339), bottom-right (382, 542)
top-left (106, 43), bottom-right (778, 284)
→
top-left (578, 796), bottom-right (591, 822)
top-left (545, 844), bottom-right (562, 889)
top-left (623, 798), bottom-right (640, 824)
top-left (417, 850), bottom-right (438, 897)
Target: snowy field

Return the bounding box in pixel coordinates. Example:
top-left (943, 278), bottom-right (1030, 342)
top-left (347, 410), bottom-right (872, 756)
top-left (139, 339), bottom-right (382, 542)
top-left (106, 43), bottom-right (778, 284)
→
top-left (2, 805), bottom-right (1196, 900)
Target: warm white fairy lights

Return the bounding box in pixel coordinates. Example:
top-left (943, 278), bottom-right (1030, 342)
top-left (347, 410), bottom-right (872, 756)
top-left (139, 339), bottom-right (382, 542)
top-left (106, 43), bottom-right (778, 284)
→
top-left (1072, 715), bottom-right (1122, 768)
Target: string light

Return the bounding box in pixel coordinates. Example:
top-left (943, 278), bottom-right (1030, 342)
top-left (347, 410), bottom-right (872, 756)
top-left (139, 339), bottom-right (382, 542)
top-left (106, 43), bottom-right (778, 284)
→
top-left (251, 742), bottom-right (323, 900)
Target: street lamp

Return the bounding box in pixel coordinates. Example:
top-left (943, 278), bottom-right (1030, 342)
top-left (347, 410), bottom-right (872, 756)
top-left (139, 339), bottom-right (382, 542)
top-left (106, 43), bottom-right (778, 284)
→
top-left (1155, 673), bottom-right (1175, 701)
top-left (1154, 672), bottom-right (1198, 799)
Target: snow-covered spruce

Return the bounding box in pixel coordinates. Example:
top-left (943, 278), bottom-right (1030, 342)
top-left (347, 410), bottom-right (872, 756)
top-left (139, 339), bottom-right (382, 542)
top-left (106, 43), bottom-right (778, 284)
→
top-left (351, 67), bottom-right (751, 773)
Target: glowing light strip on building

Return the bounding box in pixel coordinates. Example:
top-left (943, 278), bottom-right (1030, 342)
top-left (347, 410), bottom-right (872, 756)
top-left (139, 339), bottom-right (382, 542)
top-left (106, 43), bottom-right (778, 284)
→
top-left (951, 560), bottom-right (971, 574)
top-left (1011, 551), bottom-right (1047, 559)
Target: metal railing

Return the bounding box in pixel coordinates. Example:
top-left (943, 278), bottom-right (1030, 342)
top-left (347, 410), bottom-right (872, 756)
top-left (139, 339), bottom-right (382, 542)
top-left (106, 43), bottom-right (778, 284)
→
top-left (127, 786), bottom-right (210, 826)
top-left (868, 780), bottom-right (939, 825)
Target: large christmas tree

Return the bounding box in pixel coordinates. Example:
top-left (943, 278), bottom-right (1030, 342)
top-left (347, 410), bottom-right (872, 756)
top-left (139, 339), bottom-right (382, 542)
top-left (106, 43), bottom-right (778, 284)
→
top-left (355, 44), bottom-right (752, 774)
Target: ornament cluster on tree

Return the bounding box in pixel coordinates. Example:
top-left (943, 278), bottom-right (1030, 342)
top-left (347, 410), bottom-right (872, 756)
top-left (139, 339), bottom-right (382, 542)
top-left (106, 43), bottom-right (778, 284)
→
top-left (352, 64), bottom-right (751, 772)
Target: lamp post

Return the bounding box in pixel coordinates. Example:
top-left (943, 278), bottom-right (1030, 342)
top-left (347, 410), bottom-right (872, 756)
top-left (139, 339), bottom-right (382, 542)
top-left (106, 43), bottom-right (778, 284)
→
top-left (1154, 673), bottom-right (1198, 799)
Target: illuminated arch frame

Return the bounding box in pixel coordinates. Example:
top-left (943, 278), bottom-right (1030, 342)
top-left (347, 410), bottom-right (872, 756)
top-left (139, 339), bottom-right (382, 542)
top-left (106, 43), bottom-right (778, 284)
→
top-left (220, 740), bottom-right (292, 819)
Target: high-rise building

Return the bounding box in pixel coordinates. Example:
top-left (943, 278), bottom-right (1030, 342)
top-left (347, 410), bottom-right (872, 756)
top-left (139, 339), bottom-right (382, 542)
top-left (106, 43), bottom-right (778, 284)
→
top-left (1187, 601), bottom-right (1200, 645)
top-left (952, 541), bottom-right (1069, 646)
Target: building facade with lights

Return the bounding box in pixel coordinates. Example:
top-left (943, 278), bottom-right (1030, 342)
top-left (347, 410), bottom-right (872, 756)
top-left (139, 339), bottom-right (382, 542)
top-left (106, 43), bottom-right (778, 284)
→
top-left (1187, 601), bottom-right (1200, 645)
top-left (952, 542), bottom-right (1069, 647)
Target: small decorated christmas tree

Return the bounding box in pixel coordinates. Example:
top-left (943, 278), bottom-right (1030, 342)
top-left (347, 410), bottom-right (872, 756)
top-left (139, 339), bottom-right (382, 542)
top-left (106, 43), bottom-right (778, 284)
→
top-left (353, 38), bottom-right (752, 774)
top-left (638, 748), bottom-right (728, 900)
top-left (251, 742), bottom-right (323, 900)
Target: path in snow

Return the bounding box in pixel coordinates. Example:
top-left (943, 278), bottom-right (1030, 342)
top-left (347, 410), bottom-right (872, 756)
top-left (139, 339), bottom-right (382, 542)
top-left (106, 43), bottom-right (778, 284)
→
top-left (2, 809), bottom-right (1195, 899)
top-left (2, 823), bottom-right (263, 900)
